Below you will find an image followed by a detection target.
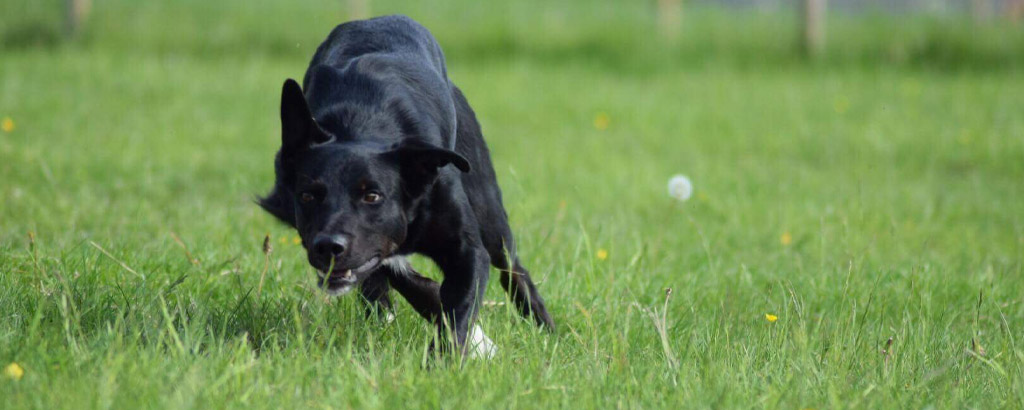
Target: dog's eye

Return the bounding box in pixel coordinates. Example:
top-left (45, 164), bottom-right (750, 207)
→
top-left (362, 192), bottom-right (383, 204)
top-left (297, 184), bottom-right (326, 204)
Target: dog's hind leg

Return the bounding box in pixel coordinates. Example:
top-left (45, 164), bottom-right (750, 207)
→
top-left (497, 258), bottom-right (555, 330)
top-left (484, 228), bottom-right (555, 330)
top-left (450, 84), bottom-right (553, 331)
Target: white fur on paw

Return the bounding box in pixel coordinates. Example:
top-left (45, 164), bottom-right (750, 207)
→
top-left (468, 324), bottom-right (497, 359)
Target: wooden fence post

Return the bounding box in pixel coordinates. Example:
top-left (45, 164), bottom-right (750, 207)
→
top-left (65, 0), bottom-right (91, 38)
top-left (657, 0), bottom-right (683, 39)
top-left (801, 0), bottom-right (826, 56)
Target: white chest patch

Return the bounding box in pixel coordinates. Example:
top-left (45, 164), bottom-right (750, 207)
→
top-left (381, 256), bottom-right (413, 275)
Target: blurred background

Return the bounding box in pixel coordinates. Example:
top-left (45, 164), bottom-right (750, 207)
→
top-left (3, 0), bottom-right (1024, 69)
top-left (2, 3), bottom-right (1023, 406)
top-left (1, 0), bottom-right (1022, 253)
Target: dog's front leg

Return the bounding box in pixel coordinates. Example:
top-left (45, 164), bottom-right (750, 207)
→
top-left (359, 272), bottom-right (393, 320)
top-left (385, 266), bottom-right (443, 322)
top-left (435, 245), bottom-right (490, 355)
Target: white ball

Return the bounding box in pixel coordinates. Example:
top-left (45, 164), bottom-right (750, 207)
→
top-left (667, 174), bottom-right (693, 202)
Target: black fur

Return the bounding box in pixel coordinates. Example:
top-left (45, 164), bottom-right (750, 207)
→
top-left (259, 15), bottom-right (554, 353)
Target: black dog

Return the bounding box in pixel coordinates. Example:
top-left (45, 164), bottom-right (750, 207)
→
top-left (259, 15), bottom-right (554, 355)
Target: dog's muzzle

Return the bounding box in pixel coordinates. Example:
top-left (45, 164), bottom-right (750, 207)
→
top-left (315, 256), bottom-right (381, 296)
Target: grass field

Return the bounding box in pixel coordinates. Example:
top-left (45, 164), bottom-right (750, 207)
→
top-left (2, 1), bottom-right (1024, 408)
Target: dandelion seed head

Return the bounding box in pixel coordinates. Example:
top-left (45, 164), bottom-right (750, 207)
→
top-left (667, 174), bottom-right (693, 202)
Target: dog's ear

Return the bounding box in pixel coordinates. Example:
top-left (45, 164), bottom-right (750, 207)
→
top-left (257, 184), bottom-right (296, 227)
top-left (280, 79), bottom-right (330, 151)
top-left (386, 139), bottom-right (471, 174)
top-left (383, 140), bottom-right (470, 199)
top-left (257, 153), bottom-right (297, 227)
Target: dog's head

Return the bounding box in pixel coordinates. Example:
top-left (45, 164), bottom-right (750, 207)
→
top-left (259, 79), bottom-right (469, 295)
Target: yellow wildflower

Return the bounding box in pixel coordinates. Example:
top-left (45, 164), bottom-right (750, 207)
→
top-left (780, 232), bottom-right (792, 246)
top-left (1, 117), bottom-right (14, 133)
top-left (596, 249), bottom-right (608, 261)
top-left (292, 236), bottom-right (301, 245)
top-left (593, 112), bottom-right (610, 131)
top-left (765, 314), bottom-right (778, 323)
top-left (4, 362), bottom-right (24, 380)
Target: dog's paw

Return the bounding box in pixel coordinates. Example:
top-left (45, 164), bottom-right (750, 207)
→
top-left (468, 324), bottom-right (497, 359)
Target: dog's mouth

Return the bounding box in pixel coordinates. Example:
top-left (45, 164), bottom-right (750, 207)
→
top-left (315, 256), bottom-right (381, 295)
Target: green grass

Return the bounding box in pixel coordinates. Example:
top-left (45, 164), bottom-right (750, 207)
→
top-left (2, 1), bottom-right (1024, 408)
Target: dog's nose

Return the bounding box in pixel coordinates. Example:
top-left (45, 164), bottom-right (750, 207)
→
top-left (312, 233), bottom-right (348, 261)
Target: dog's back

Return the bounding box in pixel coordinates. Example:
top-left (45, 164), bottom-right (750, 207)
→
top-left (302, 15), bottom-right (458, 150)
top-left (307, 15), bottom-right (449, 77)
